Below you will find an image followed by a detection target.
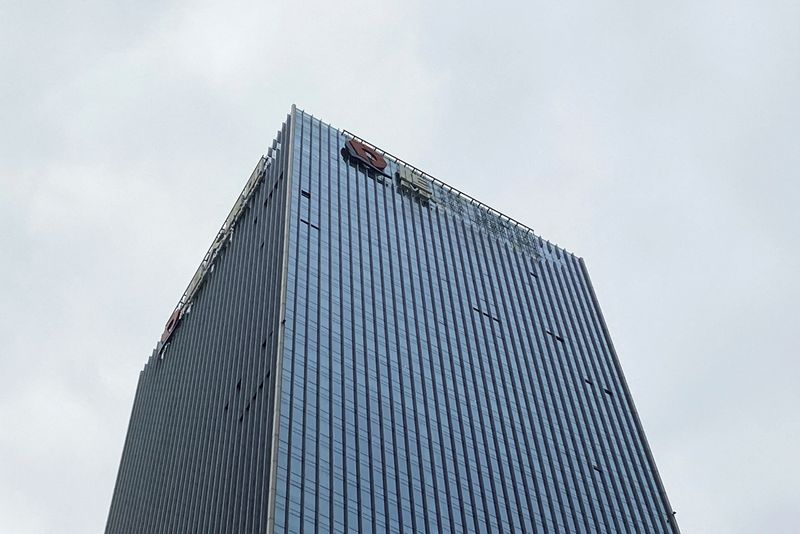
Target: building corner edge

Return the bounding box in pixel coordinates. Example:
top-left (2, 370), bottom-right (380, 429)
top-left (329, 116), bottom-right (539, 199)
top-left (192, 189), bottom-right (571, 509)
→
top-left (578, 257), bottom-right (681, 533)
top-left (265, 105), bottom-right (297, 534)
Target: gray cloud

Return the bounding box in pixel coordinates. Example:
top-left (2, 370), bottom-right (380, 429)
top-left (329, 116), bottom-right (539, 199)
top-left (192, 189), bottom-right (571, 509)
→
top-left (2, 1), bottom-right (798, 532)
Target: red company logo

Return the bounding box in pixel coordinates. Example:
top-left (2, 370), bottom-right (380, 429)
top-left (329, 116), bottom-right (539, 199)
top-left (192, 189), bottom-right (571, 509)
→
top-left (344, 139), bottom-right (388, 173)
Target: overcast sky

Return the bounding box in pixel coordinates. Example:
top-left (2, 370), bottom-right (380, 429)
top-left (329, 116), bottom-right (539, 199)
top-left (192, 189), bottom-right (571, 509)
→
top-left (2, 1), bottom-right (798, 532)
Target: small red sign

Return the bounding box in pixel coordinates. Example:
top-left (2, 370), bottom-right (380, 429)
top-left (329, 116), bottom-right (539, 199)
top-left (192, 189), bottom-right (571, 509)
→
top-left (345, 139), bottom-right (387, 172)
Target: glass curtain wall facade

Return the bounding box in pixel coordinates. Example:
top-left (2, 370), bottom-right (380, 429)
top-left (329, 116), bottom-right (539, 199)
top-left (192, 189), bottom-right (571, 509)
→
top-left (107, 107), bottom-right (678, 534)
top-left (106, 116), bottom-right (293, 534)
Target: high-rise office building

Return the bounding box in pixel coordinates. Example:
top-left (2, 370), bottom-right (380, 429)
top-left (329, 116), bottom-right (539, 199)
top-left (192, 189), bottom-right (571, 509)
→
top-left (107, 107), bottom-right (678, 533)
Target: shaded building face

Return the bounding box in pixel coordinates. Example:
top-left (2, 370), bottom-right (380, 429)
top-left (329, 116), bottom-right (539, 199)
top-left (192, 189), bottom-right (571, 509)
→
top-left (107, 108), bottom-right (678, 534)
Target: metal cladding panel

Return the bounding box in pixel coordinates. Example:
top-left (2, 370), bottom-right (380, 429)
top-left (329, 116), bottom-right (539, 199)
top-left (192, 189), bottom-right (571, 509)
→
top-left (272, 110), bottom-right (678, 533)
top-left (105, 116), bottom-right (294, 533)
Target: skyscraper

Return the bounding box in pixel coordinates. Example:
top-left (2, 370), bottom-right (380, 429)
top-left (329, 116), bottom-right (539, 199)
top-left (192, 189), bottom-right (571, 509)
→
top-left (107, 106), bottom-right (678, 533)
